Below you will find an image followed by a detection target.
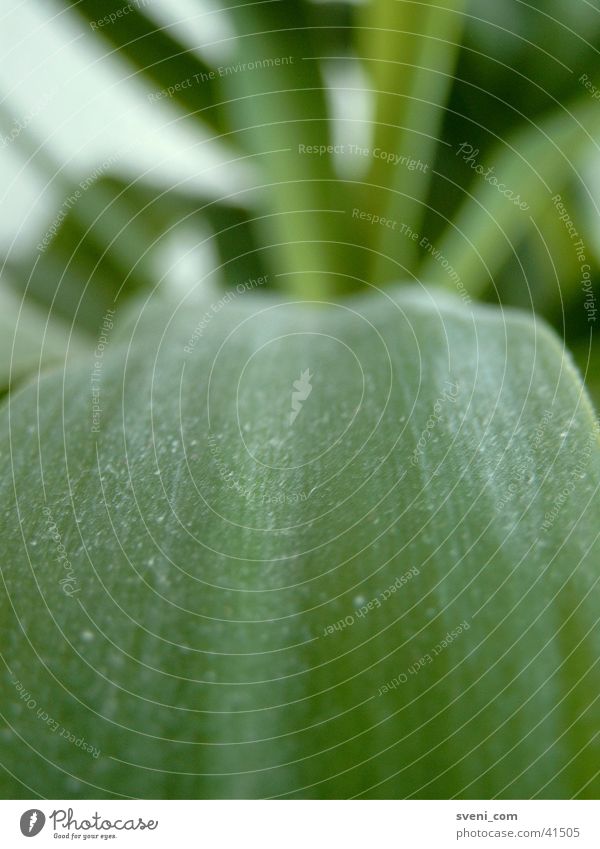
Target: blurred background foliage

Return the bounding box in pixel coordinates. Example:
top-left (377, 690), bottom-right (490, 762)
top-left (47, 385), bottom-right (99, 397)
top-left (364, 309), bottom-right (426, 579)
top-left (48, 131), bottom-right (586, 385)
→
top-left (1, 0), bottom-right (599, 404)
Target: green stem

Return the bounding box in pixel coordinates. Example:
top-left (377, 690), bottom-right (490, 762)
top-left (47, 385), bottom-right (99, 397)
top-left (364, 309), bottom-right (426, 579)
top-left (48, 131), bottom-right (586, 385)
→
top-left (358, 0), bottom-right (465, 286)
top-left (220, 4), bottom-right (347, 301)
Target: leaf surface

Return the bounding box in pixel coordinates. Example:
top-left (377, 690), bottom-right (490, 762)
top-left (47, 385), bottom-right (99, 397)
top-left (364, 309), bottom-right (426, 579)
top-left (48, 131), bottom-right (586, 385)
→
top-left (1, 287), bottom-right (599, 799)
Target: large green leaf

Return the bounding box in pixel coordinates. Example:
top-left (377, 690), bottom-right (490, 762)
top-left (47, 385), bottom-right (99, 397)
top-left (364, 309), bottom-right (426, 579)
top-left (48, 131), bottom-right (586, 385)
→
top-left (1, 286), bottom-right (599, 799)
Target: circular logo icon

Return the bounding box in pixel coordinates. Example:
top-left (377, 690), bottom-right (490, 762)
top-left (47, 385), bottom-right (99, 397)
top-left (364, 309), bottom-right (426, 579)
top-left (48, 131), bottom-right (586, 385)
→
top-left (19, 810), bottom-right (45, 837)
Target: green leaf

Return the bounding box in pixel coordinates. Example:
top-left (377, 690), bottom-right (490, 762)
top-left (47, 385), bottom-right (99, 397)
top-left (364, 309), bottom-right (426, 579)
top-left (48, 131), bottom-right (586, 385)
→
top-left (1, 287), bottom-right (599, 799)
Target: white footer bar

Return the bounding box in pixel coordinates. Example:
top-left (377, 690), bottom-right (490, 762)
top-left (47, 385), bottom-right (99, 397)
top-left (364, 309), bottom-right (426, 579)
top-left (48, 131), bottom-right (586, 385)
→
top-left (0, 800), bottom-right (598, 847)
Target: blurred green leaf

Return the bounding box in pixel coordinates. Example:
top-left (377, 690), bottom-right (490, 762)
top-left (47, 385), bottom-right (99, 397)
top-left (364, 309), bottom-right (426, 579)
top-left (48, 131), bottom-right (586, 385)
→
top-left (1, 287), bottom-right (599, 798)
top-left (0, 278), bottom-right (88, 392)
top-left (61, 0), bottom-right (228, 134)
top-left (421, 98), bottom-right (600, 298)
